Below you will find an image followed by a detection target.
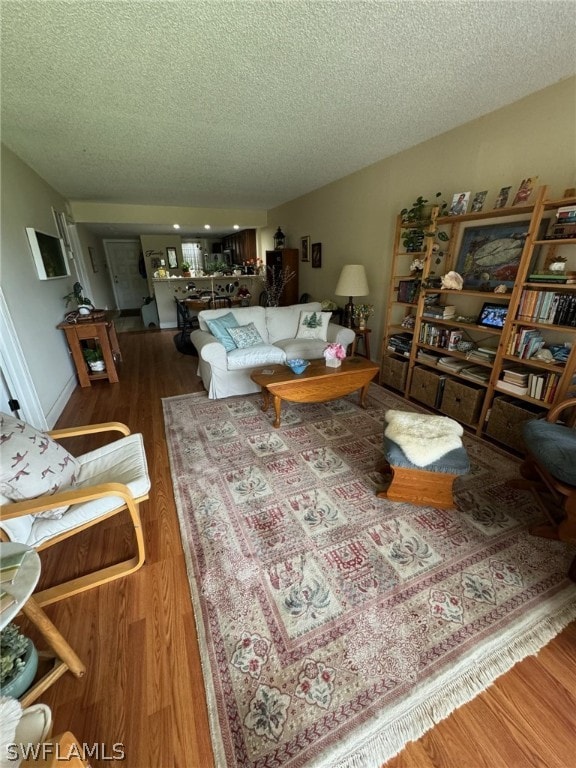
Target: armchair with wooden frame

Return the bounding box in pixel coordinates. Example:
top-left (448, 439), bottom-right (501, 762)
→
top-left (520, 397), bottom-right (576, 582)
top-left (0, 419), bottom-right (150, 607)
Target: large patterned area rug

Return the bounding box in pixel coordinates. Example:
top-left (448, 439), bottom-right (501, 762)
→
top-left (162, 384), bottom-right (576, 768)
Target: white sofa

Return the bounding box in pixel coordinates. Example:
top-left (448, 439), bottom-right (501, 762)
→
top-left (191, 302), bottom-right (355, 399)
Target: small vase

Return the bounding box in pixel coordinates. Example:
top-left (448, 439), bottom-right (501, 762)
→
top-left (325, 357), bottom-right (342, 368)
top-left (358, 317), bottom-right (366, 330)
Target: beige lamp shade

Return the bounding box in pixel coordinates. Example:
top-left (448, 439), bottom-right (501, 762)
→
top-left (335, 264), bottom-right (369, 297)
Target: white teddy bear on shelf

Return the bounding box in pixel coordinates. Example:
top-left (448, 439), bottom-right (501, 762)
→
top-left (440, 271), bottom-right (464, 290)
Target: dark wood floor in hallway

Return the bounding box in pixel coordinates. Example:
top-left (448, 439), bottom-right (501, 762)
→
top-left (23, 329), bottom-right (575, 768)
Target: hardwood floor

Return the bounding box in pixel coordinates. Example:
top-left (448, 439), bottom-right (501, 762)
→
top-left (24, 330), bottom-right (575, 768)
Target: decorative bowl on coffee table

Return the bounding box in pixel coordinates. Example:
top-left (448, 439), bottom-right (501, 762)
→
top-left (286, 359), bottom-right (309, 375)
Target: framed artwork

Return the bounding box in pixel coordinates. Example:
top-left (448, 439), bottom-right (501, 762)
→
top-left (454, 220), bottom-right (530, 289)
top-left (166, 247), bottom-right (178, 269)
top-left (52, 208), bottom-right (71, 250)
top-left (26, 227), bottom-right (70, 280)
top-left (311, 242), bottom-right (322, 268)
top-left (301, 235), bottom-right (310, 262)
top-left (88, 246), bottom-right (98, 273)
top-left (470, 191), bottom-right (488, 213)
top-left (493, 186), bottom-right (512, 209)
top-left (512, 176), bottom-right (538, 206)
top-left (449, 191), bottom-right (470, 216)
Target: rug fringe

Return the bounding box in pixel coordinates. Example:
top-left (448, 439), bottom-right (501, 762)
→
top-left (327, 598), bottom-right (576, 768)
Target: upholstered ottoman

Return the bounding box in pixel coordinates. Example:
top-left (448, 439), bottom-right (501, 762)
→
top-left (377, 410), bottom-right (470, 509)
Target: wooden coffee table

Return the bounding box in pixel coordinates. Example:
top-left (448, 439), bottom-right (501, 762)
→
top-left (250, 356), bottom-right (379, 428)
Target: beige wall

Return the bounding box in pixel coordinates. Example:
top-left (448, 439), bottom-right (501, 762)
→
top-left (268, 77), bottom-right (576, 356)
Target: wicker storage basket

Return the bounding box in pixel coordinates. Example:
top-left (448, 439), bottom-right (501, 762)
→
top-left (439, 377), bottom-right (484, 427)
top-left (380, 356), bottom-right (409, 392)
top-left (409, 366), bottom-right (446, 409)
top-left (485, 396), bottom-right (545, 453)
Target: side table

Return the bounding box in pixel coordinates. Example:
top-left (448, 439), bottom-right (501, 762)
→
top-left (57, 313), bottom-right (121, 387)
top-left (352, 327), bottom-right (371, 359)
top-left (1, 543), bottom-right (85, 707)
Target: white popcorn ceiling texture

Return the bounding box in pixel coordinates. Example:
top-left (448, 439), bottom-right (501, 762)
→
top-left (1, 0), bottom-right (575, 211)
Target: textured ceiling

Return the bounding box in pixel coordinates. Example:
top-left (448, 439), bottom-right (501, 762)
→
top-left (1, 0), bottom-right (575, 233)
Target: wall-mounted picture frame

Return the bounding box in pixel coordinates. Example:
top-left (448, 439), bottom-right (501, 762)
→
top-left (301, 235), bottom-right (310, 262)
top-left (88, 246), bottom-right (98, 273)
top-left (166, 247), bottom-right (178, 269)
top-left (26, 227), bottom-right (70, 280)
top-left (311, 242), bottom-right (322, 268)
top-left (454, 220), bottom-right (531, 289)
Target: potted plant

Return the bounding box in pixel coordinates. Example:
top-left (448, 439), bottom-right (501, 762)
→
top-left (83, 346), bottom-right (105, 372)
top-left (0, 622), bottom-right (38, 699)
top-left (401, 193), bottom-right (449, 252)
top-left (180, 262), bottom-right (191, 277)
top-left (63, 282), bottom-right (94, 315)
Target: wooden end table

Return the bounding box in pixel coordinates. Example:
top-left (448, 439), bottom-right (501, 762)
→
top-left (57, 312), bottom-right (121, 387)
top-left (251, 356), bottom-right (379, 428)
top-left (352, 327), bottom-right (371, 358)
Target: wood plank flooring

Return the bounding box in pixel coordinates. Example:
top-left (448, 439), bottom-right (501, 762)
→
top-left (23, 329), bottom-right (575, 768)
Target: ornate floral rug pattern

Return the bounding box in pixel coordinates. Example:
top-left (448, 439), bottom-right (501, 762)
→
top-left (162, 385), bottom-right (576, 768)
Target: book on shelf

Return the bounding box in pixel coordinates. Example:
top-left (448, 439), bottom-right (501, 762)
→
top-left (0, 589), bottom-right (16, 614)
top-left (422, 304), bottom-right (456, 319)
top-left (436, 357), bottom-right (474, 373)
top-left (459, 365), bottom-right (490, 384)
top-left (496, 379), bottom-right (529, 395)
top-left (502, 367), bottom-right (530, 385)
top-left (416, 350), bottom-right (442, 366)
top-left (528, 274), bottom-right (569, 283)
top-left (556, 205), bottom-right (576, 222)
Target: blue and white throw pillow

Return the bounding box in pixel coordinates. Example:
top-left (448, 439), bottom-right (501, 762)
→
top-left (227, 322), bottom-right (265, 349)
top-left (206, 312), bottom-right (240, 352)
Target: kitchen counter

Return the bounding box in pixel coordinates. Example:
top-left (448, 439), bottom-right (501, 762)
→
top-left (152, 276), bottom-right (265, 328)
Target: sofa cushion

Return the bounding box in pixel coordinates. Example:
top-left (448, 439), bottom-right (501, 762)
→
top-left (296, 310), bottom-right (331, 340)
top-left (199, 306), bottom-right (269, 345)
top-left (274, 338), bottom-right (330, 360)
top-left (227, 345), bottom-right (287, 370)
top-left (265, 302), bottom-right (322, 344)
top-left (0, 412), bottom-right (79, 519)
top-left (205, 312), bottom-right (240, 352)
top-left (227, 322), bottom-right (265, 349)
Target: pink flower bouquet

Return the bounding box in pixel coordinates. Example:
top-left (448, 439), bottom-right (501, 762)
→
top-left (324, 343), bottom-right (346, 367)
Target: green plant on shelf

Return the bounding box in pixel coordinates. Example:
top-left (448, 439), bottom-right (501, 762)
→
top-left (0, 623), bottom-right (29, 686)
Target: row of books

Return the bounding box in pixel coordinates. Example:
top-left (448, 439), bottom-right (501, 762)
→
top-left (517, 290), bottom-right (576, 326)
top-left (506, 327), bottom-right (546, 359)
top-left (387, 332), bottom-right (412, 357)
top-left (496, 370), bottom-right (561, 402)
top-left (466, 346), bottom-right (498, 364)
top-left (419, 323), bottom-right (463, 351)
top-left (416, 351), bottom-right (490, 383)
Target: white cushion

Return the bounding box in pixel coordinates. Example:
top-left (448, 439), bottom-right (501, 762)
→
top-left (0, 413), bottom-right (79, 519)
top-left (265, 302), bottom-right (322, 344)
top-left (0, 433), bottom-right (150, 549)
top-left (227, 345), bottom-right (286, 370)
top-left (274, 338), bottom-right (330, 360)
top-left (296, 310), bottom-right (331, 340)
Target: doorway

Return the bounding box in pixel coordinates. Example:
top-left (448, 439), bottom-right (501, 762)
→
top-left (104, 240), bottom-right (147, 310)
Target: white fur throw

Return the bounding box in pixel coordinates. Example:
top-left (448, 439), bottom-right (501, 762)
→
top-left (384, 410), bottom-right (464, 467)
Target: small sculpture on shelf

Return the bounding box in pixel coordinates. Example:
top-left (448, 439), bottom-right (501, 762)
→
top-left (440, 271), bottom-right (464, 290)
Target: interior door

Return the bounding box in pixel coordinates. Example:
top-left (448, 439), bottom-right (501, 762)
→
top-left (104, 240), bottom-right (146, 310)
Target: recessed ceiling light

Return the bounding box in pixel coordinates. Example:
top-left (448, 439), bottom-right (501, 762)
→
top-left (204, 224), bottom-right (211, 230)
top-left (233, 225), bottom-right (240, 230)
top-left (173, 223), bottom-right (180, 229)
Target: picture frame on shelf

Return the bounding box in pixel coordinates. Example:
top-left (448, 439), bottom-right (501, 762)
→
top-left (477, 301), bottom-right (509, 329)
top-left (166, 247), bottom-right (178, 269)
top-left (397, 279), bottom-right (417, 303)
top-left (470, 191), bottom-right (488, 213)
top-left (449, 191), bottom-right (470, 216)
top-left (493, 186), bottom-right (512, 209)
top-left (512, 176), bottom-right (539, 206)
top-left (301, 235), bottom-right (310, 262)
top-left (311, 242), bottom-right (322, 268)
top-left (454, 220), bottom-right (531, 290)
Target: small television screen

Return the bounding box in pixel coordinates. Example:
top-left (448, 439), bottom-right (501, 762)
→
top-left (477, 302), bottom-right (508, 329)
top-left (26, 227), bottom-right (70, 280)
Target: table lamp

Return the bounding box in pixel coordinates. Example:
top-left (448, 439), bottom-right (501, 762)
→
top-left (335, 264), bottom-right (369, 328)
